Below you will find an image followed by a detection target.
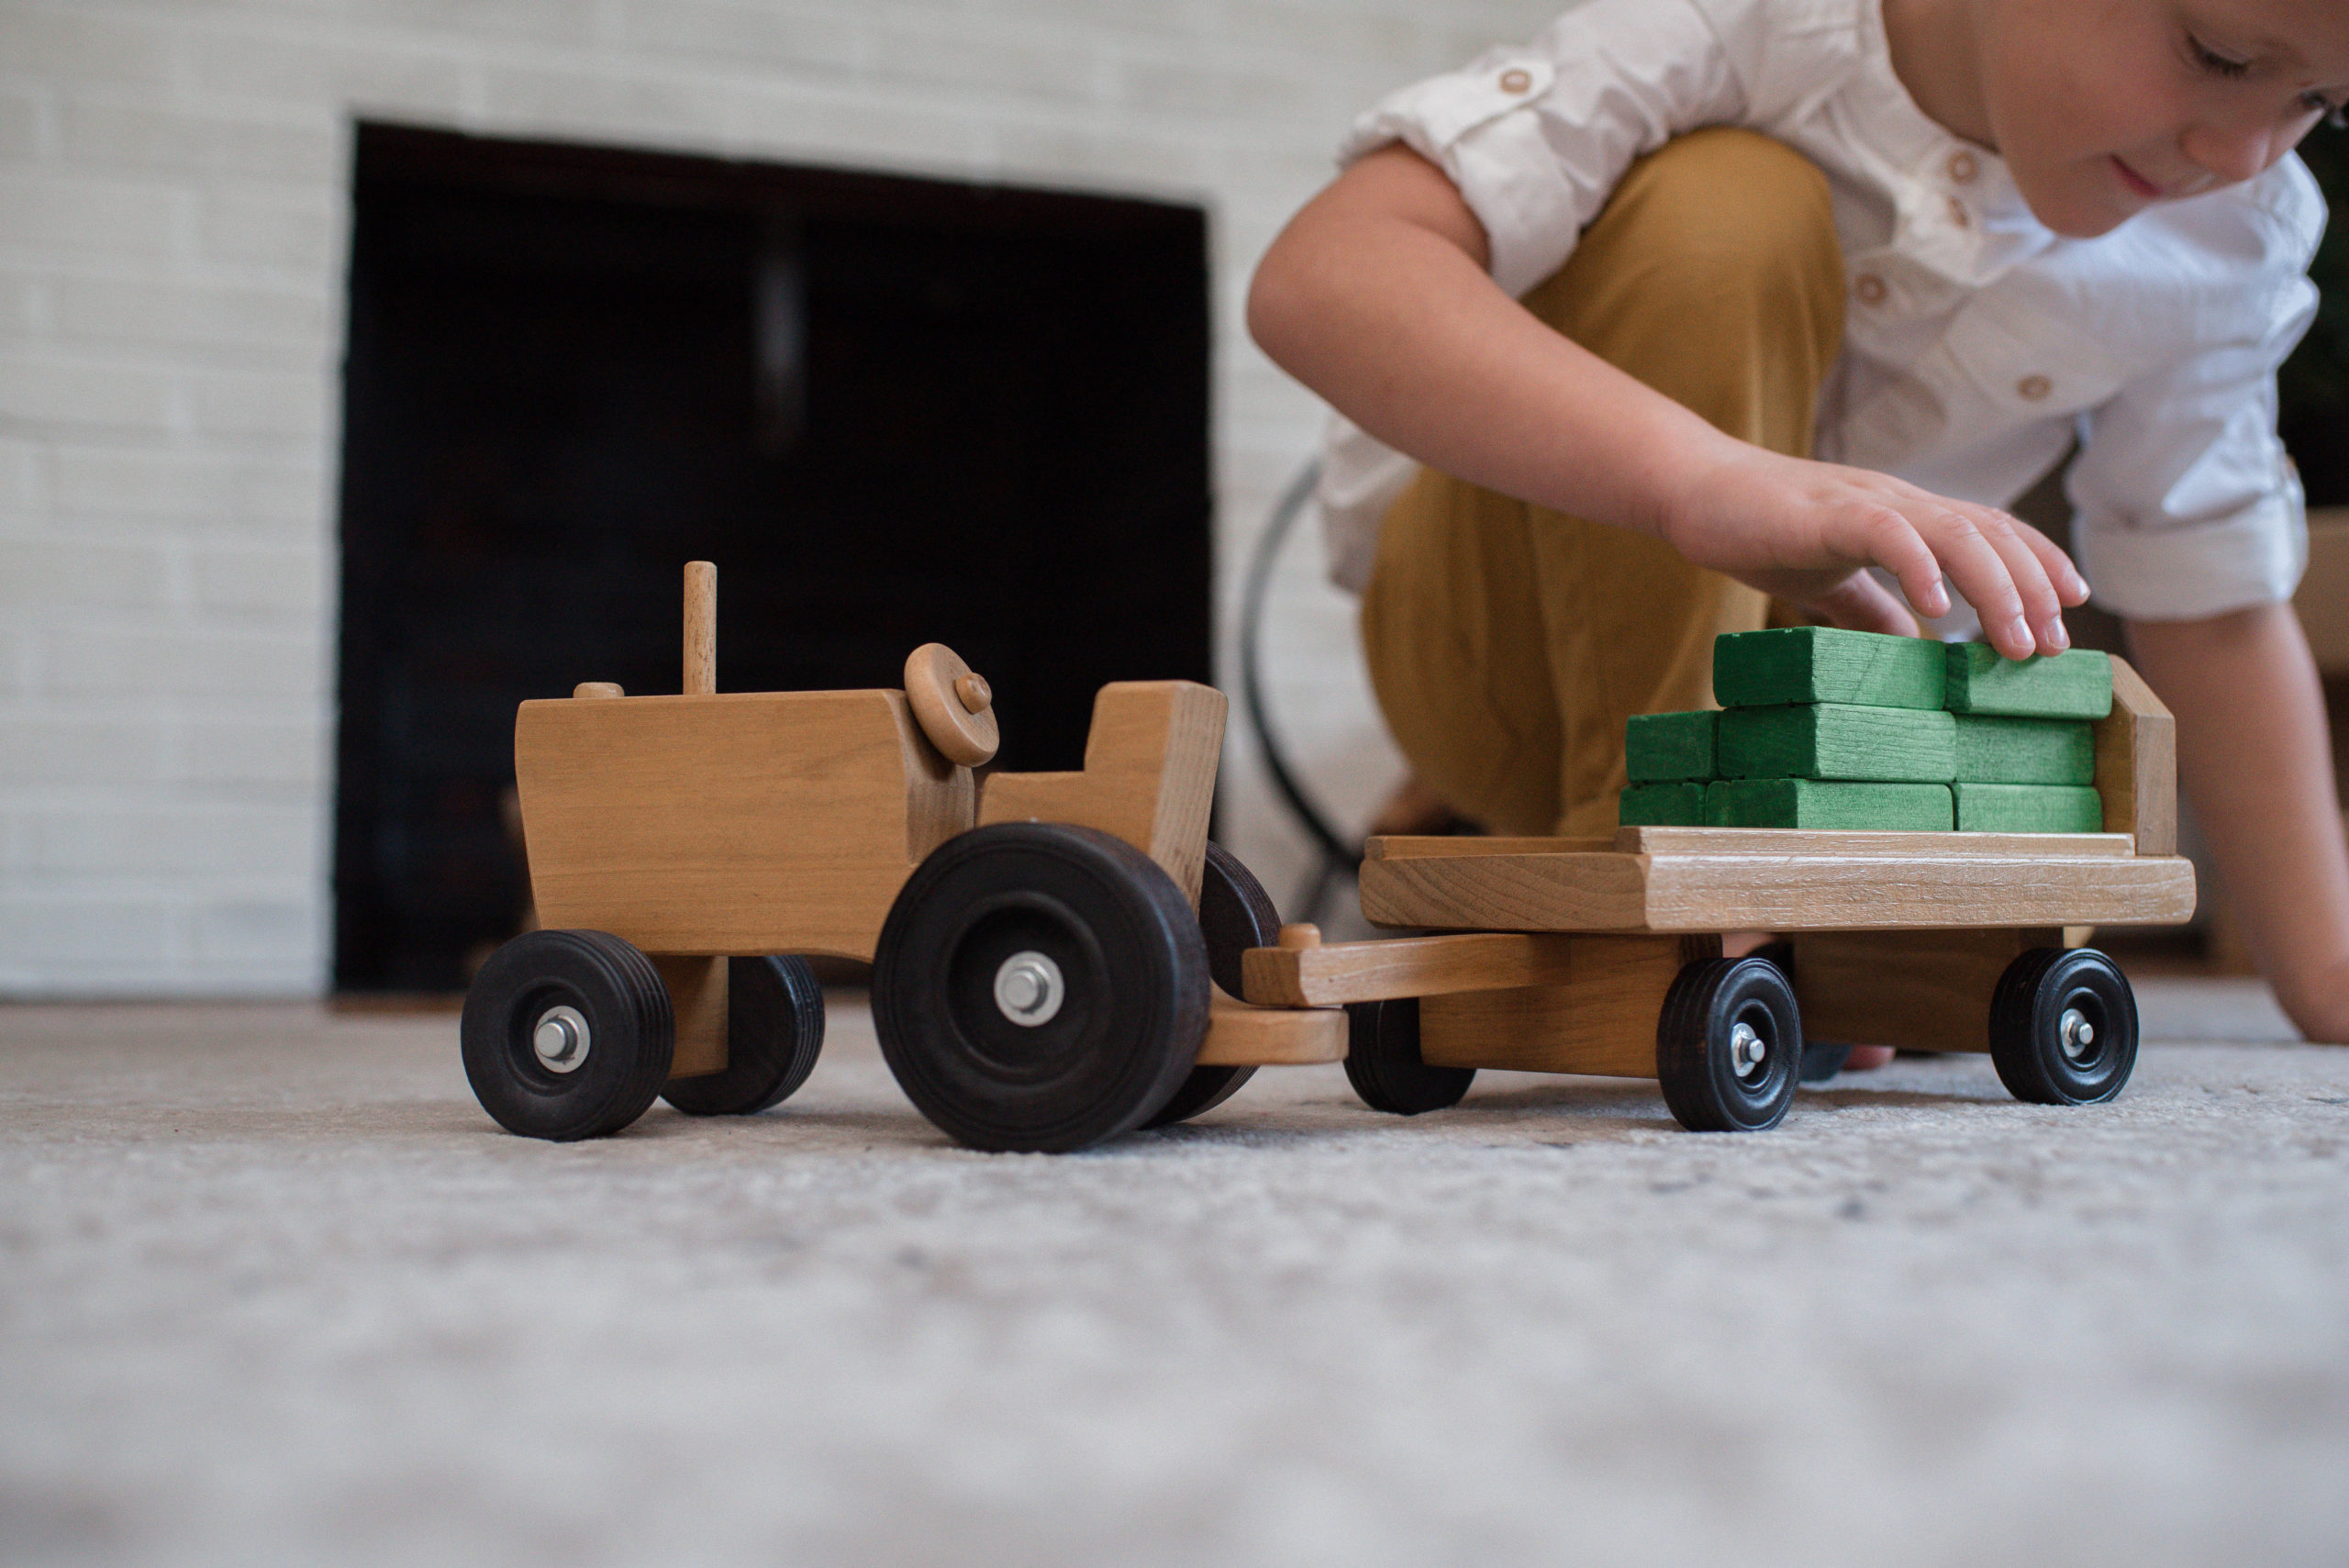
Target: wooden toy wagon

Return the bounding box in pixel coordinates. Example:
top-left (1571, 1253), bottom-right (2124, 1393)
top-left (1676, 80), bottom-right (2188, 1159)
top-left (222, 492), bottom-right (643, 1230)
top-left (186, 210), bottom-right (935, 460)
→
top-left (1241, 641), bottom-right (2197, 1132)
top-left (461, 562), bottom-right (1344, 1151)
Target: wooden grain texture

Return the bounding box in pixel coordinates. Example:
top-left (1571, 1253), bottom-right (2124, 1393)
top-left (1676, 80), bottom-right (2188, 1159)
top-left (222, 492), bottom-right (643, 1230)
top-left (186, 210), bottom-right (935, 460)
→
top-left (1943, 643), bottom-right (2113, 717)
top-left (1615, 827), bottom-right (2133, 858)
top-left (1707, 779), bottom-right (1954, 830)
top-left (1362, 850), bottom-right (1651, 930)
top-left (1953, 783), bottom-right (2105, 833)
top-left (518, 688), bottom-right (974, 960)
top-left (1718, 704), bottom-right (1955, 781)
top-left (1619, 783), bottom-right (1706, 826)
top-left (1360, 843), bottom-right (2197, 932)
top-left (2092, 655), bottom-right (2176, 855)
top-left (1367, 835), bottom-right (1615, 860)
top-left (1625, 710), bottom-right (1717, 781)
top-left (1954, 715), bottom-right (2097, 784)
top-left (1713, 627), bottom-right (1945, 709)
top-left (1419, 934), bottom-right (1720, 1077)
top-left (683, 562), bottom-right (716, 697)
top-left (1241, 931), bottom-right (1583, 1007)
top-left (1792, 928), bottom-right (2061, 1053)
top-left (1194, 984), bottom-right (1348, 1065)
top-left (977, 681), bottom-right (1225, 906)
top-left (652, 953), bottom-right (728, 1078)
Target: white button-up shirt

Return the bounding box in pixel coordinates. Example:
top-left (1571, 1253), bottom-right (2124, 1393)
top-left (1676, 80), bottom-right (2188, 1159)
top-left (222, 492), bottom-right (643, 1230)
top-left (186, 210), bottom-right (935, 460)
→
top-left (1315, 0), bottom-right (2323, 622)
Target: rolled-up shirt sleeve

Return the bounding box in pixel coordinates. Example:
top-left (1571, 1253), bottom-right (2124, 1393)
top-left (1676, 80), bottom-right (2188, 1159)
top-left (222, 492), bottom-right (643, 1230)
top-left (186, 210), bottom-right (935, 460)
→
top-left (1336, 0), bottom-right (1746, 298)
top-left (2066, 269), bottom-right (2320, 621)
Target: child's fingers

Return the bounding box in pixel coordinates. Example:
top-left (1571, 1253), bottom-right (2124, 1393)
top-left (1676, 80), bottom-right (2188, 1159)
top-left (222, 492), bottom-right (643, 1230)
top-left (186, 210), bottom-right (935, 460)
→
top-left (1917, 506), bottom-right (2060, 659)
top-left (1803, 571), bottom-right (1920, 639)
top-left (1838, 506), bottom-right (1949, 619)
top-left (2011, 519), bottom-right (2091, 606)
top-left (1953, 505), bottom-right (2070, 654)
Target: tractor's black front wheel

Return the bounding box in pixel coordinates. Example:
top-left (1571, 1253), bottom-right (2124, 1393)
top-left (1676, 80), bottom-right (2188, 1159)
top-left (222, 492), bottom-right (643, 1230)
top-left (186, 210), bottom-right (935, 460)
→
top-left (461, 929), bottom-right (675, 1140)
top-left (1655, 957), bottom-right (1802, 1131)
top-left (1988, 947), bottom-right (2137, 1106)
top-left (660, 955), bottom-right (827, 1117)
top-left (873, 823), bottom-right (1210, 1151)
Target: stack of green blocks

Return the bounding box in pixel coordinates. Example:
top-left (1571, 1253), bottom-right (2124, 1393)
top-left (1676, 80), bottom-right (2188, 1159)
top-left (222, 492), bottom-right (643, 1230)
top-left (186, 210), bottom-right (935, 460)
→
top-left (1619, 628), bottom-right (2112, 832)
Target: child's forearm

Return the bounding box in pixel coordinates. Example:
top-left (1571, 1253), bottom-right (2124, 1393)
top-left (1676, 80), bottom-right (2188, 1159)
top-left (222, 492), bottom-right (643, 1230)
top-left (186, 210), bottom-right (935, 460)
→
top-left (1247, 146), bottom-right (2083, 659)
top-left (2127, 605), bottom-right (2349, 1042)
top-left (1247, 147), bottom-right (1726, 542)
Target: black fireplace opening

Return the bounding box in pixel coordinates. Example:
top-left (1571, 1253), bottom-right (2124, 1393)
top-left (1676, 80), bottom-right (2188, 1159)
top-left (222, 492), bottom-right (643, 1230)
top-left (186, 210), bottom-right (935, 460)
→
top-left (334, 124), bottom-right (1213, 993)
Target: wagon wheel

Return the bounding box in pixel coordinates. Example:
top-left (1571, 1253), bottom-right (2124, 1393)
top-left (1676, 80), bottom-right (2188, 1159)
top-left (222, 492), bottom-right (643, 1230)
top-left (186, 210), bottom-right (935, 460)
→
top-left (1655, 956), bottom-right (1802, 1131)
top-left (871, 822), bottom-right (1209, 1152)
top-left (1345, 996), bottom-right (1475, 1115)
top-left (1142, 841), bottom-right (1276, 1129)
top-left (1988, 947), bottom-right (2138, 1106)
top-left (462, 929), bottom-right (675, 1141)
top-left (660, 955), bottom-right (827, 1117)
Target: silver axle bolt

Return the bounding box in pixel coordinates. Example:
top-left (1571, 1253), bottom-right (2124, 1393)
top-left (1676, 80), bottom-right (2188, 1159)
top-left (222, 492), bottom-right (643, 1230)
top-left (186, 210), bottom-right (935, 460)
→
top-left (1730, 1020), bottom-right (1767, 1077)
top-left (2058, 1007), bottom-right (2097, 1062)
top-left (532, 1005), bottom-right (591, 1073)
top-left (994, 951), bottom-right (1066, 1028)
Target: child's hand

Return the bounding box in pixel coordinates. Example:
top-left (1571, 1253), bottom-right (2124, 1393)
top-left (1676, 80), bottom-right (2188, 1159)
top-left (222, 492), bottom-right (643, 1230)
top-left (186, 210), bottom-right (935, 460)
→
top-left (1662, 443), bottom-right (2089, 658)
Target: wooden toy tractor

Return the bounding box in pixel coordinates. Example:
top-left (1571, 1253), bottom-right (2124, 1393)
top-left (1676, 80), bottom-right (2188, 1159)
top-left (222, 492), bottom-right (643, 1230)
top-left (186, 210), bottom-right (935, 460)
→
top-left (466, 562), bottom-right (2196, 1148)
top-left (460, 563), bottom-right (1342, 1151)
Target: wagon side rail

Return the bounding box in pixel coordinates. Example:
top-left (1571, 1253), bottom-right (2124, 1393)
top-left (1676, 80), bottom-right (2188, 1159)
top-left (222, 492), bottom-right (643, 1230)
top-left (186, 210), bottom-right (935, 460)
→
top-left (2093, 653), bottom-right (2175, 855)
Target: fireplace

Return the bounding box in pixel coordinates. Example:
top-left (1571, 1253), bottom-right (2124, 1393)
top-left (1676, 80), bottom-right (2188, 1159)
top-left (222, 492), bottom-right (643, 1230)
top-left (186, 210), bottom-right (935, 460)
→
top-left (334, 124), bottom-right (1212, 992)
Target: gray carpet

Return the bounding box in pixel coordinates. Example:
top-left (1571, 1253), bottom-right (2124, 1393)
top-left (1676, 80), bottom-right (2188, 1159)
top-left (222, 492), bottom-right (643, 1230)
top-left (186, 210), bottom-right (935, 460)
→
top-left (4, 983), bottom-right (2345, 1567)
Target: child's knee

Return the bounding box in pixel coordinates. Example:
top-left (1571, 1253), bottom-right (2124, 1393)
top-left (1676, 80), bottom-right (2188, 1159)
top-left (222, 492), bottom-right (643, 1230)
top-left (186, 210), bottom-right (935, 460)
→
top-left (1547, 128), bottom-right (1842, 328)
top-left (1519, 128), bottom-right (1844, 425)
top-left (1623, 128), bottom-right (1838, 272)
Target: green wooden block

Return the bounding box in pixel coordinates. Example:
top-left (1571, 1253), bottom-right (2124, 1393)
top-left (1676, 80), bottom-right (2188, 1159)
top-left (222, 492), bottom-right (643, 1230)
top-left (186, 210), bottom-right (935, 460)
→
top-left (1712, 627), bottom-right (1945, 710)
top-left (1953, 715), bottom-right (2097, 784)
top-left (1619, 783), bottom-right (1708, 826)
top-left (1705, 780), bottom-right (1954, 830)
top-left (1625, 710), bottom-right (1717, 782)
top-left (1717, 704), bottom-right (1954, 782)
top-left (1953, 783), bottom-right (2105, 833)
top-left (1943, 643), bottom-right (2112, 717)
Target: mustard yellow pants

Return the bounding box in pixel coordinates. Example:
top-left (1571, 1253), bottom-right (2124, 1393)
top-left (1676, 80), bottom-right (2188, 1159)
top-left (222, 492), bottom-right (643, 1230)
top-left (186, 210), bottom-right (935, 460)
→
top-left (1360, 128), bottom-right (1845, 837)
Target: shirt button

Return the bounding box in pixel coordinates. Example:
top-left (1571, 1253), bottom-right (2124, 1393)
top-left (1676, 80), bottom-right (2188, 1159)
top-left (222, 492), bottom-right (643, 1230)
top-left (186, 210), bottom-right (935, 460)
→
top-left (2017, 373), bottom-right (2053, 401)
top-left (1498, 68), bottom-right (1533, 94)
top-left (1947, 150), bottom-right (1979, 183)
top-left (1854, 272), bottom-right (1888, 306)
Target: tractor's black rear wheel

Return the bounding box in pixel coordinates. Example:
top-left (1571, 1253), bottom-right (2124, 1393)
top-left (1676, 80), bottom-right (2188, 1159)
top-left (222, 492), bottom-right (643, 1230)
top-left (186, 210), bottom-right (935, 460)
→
top-left (873, 823), bottom-right (1209, 1151)
top-left (1143, 841), bottom-right (1278, 1129)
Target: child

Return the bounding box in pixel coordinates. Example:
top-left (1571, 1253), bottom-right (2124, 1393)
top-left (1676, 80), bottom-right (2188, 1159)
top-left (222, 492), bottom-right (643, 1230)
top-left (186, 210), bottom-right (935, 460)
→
top-left (1249, 0), bottom-right (2349, 1044)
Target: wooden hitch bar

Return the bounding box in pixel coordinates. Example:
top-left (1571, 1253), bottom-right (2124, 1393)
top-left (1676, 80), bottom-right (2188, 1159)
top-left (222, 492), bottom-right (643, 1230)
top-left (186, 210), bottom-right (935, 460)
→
top-left (1242, 926), bottom-right (1581, 1009)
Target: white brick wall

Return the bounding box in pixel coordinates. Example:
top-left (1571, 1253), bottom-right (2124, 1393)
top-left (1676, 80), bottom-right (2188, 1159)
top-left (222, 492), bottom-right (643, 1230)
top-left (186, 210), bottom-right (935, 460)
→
top-left (0, 0), bottom-right (1559, 995)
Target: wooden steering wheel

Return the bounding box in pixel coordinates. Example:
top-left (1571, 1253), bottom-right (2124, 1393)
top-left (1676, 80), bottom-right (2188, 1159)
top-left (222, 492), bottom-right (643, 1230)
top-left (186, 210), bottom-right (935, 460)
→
top-left (904, 642), bottom-right (999, 767)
